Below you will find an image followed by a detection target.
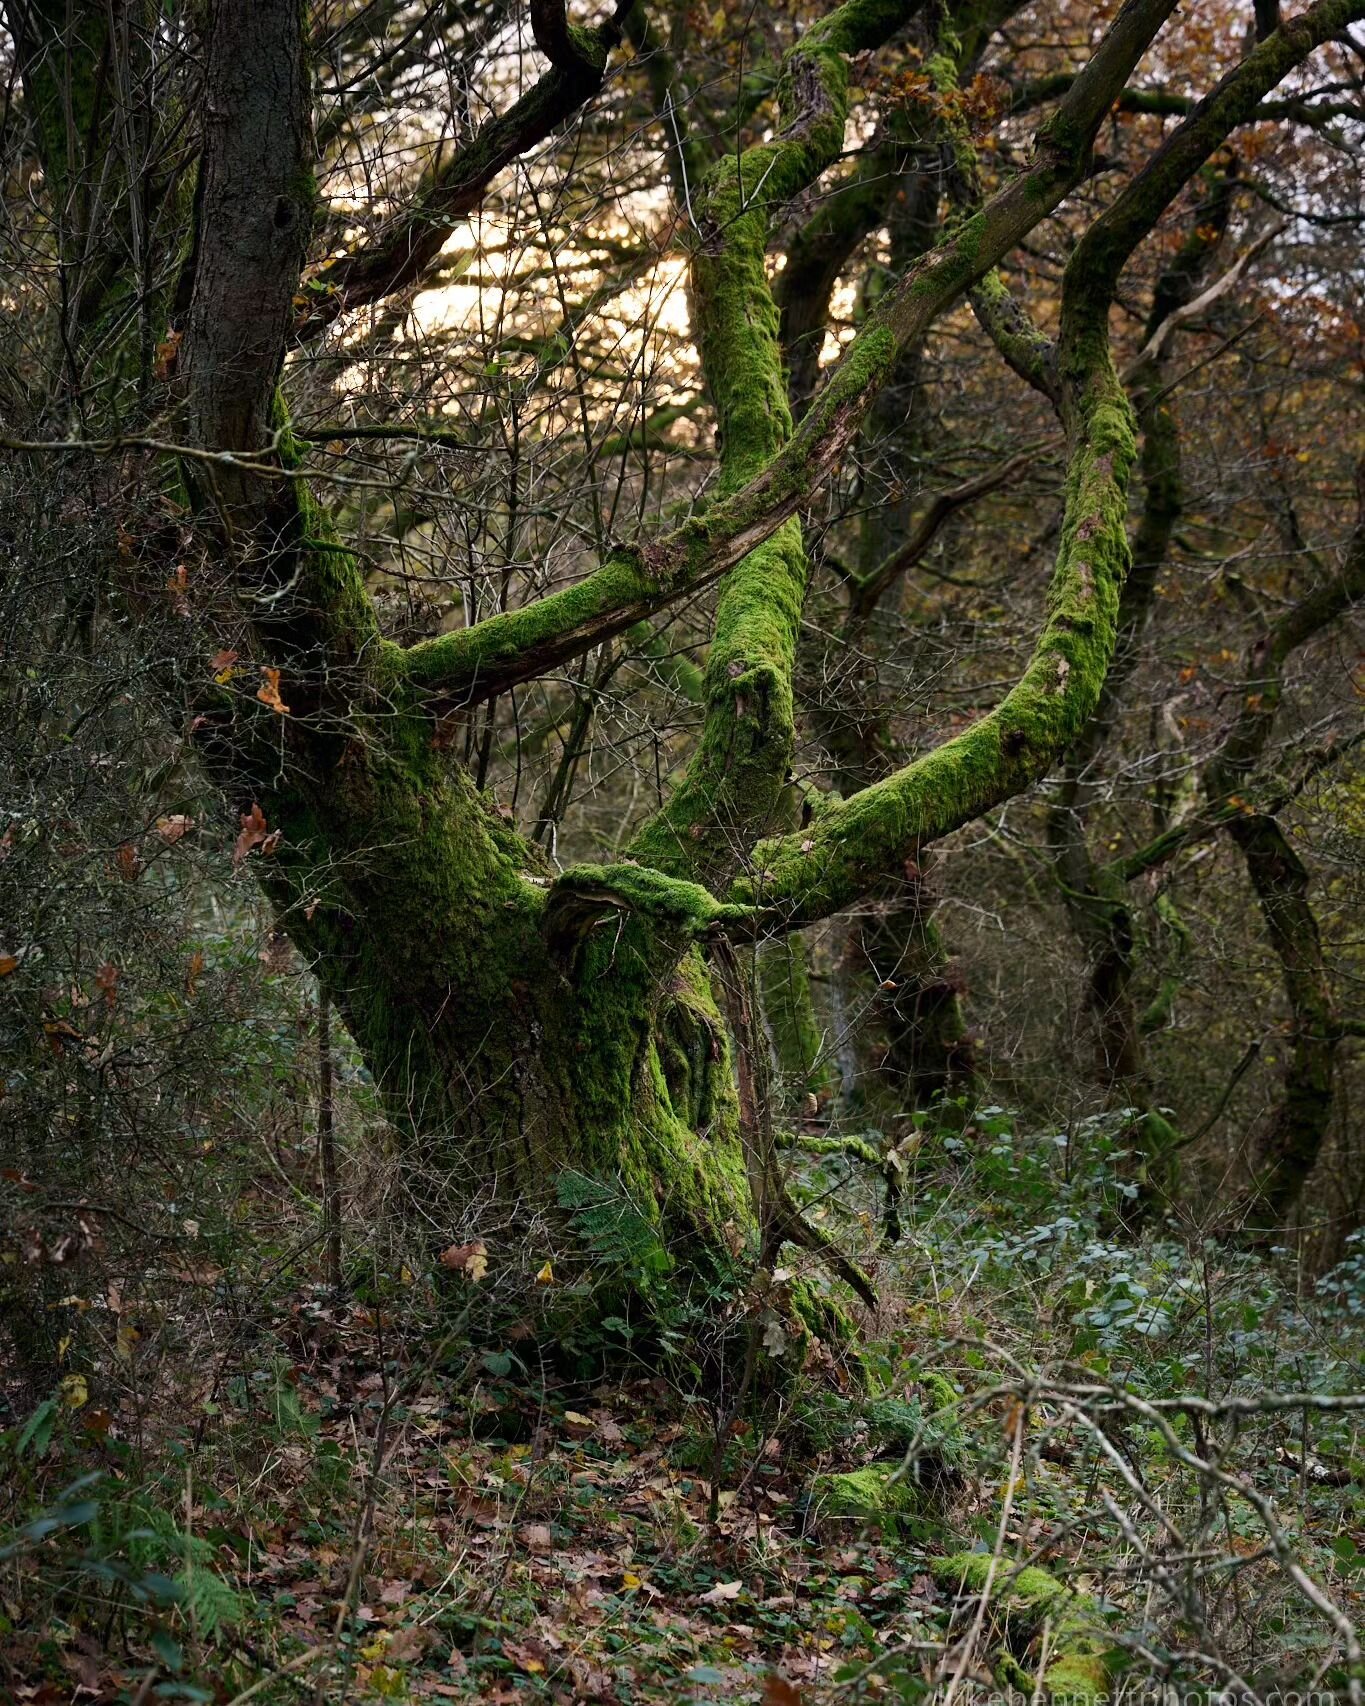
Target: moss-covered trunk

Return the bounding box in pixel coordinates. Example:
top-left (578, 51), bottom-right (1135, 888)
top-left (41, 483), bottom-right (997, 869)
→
top-left (207, 654), bottom-right (754, 1279)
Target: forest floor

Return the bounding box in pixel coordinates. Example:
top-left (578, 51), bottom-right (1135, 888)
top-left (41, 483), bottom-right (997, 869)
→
top-left (4, 1107), bottom-right (1364, 1705)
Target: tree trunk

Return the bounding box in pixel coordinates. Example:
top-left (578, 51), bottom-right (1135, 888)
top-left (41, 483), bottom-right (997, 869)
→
top-left (170, 1), bottom-right (760, 1291)
top-left (760, 935), bottom-right (834, 1109)
top-left (1231, 813), bottom-right (1340, 1235)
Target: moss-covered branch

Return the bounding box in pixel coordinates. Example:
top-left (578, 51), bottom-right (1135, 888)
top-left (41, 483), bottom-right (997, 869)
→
top-left (398, 0), bottom-right (1187, 709)
top-left (932, 1554), bottom-right (1111, 1704)
top-left (732, 364), bottom-right (1137, 924)
top-left (724, 0), bottom-right (1362, 933)
top-left (543, 861), bottom-right (749, 952)
top-left (1045, 164), bottom-right (1235, 1120)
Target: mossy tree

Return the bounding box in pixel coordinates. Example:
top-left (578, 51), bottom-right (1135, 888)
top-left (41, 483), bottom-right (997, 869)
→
top-left (5, 0), bottom-right (1363, 1323)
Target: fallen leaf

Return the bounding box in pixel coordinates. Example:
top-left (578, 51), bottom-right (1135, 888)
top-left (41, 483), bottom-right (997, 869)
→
top-left (535, 1260), bottom-right (554, 1285)
top-left (762, 1676), bottom-right (804, 1706)
top-left (154, 815), bottom-right (195, 844)
top-left (762, 1315), bottom-right (788, 1357)
top-left (59, 1373), bottom-right (88, 1410)
top-left (699, 1579), bottom-right (743, 1604)
top-left (438, 1241), bottom-right (488, 1282)
top-left (385, 1626), bottom-right (428, 1664)
top-left (502, 1637), bottom-right (551, 1675)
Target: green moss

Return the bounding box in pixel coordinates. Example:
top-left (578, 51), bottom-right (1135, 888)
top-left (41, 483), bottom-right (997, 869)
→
top-left (566, 21), bottom-right (610, 71)
top-left (733, 362), bottom-right (1138, 926)
top-left (919, 1371), bottom-right (959, 1418)
top-left (808, 1462), bottom-right (936, 1538)
top-left (932, 1556), bottom-right (1111, 1705)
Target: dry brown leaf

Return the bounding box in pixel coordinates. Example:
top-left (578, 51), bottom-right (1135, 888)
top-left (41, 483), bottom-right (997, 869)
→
top-left (257, 666), bottom-right (290, 714)
top-left (438, 1240), bottom-right (488, 1281)
top-left (762, 1677), bottom-right (804, 1706)
top-left (233, 803), bottom-right (270, 867)
top-left (153, 328), bottom-right (182, 380)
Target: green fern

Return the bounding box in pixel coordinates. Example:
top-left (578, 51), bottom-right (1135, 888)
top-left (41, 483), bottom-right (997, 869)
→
top-left (556, 1170), bottom-right (671, 1282)
top-left (177, 1559), bottom-right (247, 1636)
top-left (118, 1501), bottom-right (246, 1633)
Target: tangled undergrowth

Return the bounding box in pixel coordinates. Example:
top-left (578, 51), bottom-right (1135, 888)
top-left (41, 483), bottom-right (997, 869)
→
top-left (4, 1058), bottom-right (1364, 1705)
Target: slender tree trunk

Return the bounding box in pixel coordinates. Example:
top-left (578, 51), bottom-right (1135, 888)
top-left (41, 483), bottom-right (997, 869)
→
top-left (1044, 167), bottom-right (1238, 1194)
top-left (760, 934), bottom-right (833, 1109)
top-left (318, 989), bottom-right (343, 1295)
top-left (1231, 813), bottom-right (1340, 1234)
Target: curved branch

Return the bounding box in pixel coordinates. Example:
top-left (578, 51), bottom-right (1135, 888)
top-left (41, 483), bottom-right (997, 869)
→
top-left (848, 447), bottom-right (1042, 619)
top-left (722, 0), bottom-right (1365, 931)
top-left (400, 0), bottom-right (1189, 707)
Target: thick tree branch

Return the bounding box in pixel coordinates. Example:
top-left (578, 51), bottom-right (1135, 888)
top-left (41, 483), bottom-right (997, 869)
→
top-left (720, 0), bottom-right (1365, 932)
top-left (401, 0), bottom-right (1188, 707)
top-left (1009, 72), bottom-right (1364, 128)
top-left (1043, 165), bottom-right (1239, 1095)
